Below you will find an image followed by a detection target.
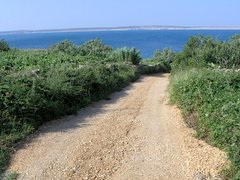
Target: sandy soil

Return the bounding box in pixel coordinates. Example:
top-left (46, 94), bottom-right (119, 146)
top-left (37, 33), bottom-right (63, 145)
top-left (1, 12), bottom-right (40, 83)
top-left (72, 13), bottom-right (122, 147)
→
top-left (8, 74), bottom-right (227, 180)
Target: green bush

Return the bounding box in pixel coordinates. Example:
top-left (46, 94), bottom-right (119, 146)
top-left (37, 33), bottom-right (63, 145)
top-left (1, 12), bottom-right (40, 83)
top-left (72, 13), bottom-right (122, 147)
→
top-left (0, 39), bottom-right (140, 175)
top-left (153, 48), bottom-right (175, 63)
top-left (170, 69), bottom-right (240, 179)
top-left (138, 62), bottom-right (171, 74)
top-left (79, 39), bottom-right (113, 57)
top-left (50, 40), bottom-right (79, 56)
top-left (170, 35), bottom-right (240, 179)
top-left (109, 47), bottom-right (142, 65)
top-left (0, 62), bottom-right (138, 174)
top-left (172, 35), bottom-right (240, 69)
top-left (139, 49), bottom-right (173, 74)
top-left (0, 40), bottom-right (10, 52)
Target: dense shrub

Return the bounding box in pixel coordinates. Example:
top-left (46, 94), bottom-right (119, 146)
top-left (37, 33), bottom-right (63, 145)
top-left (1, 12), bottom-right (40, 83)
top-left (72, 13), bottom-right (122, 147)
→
top-left (79, 39), bottom-right (113, 57)
top-left (0, 62), bottom-right (137, 135)
top-left (153, 48), bottom-right (175, 63)
top-left (0, 62), bottom-right (138, 174)
top-left (109, 47), bottom-right (142, 65)
top-left (139, 49), bottom-right (173, 74)
top-left (172, 35), bottom-right (240, 69)
top-left (170, 35), bottom-right (240, 179)
top-left (50, 40), bottom-right (79, 56)
top-left (0, 40), bottom-right (10, 52)
top-left (0, 39), bottom-right (140, 175)
top-left (138, 62), bottom-right (170, 74)
top-left (170, 69), bottom-right (240, 179)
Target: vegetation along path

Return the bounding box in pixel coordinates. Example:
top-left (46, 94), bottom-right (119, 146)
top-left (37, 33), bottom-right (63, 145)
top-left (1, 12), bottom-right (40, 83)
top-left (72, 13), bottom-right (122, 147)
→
top-left (8, 74), bottom-right (226, 179)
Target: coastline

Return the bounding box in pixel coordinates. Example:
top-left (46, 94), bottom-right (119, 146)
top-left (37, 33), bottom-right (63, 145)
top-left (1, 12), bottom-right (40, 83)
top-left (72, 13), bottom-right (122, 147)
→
top-left (1, 26), bottom-right (240, 35)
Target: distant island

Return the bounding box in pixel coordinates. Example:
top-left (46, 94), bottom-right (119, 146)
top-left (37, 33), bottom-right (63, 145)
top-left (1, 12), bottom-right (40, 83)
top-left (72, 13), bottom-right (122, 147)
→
top-left (1, 25), bottom-right (240, 34)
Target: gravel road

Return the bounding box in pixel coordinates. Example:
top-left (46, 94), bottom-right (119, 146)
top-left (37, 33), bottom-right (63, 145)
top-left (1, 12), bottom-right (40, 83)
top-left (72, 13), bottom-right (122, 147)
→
top-left (8, 74), bottom-right (226, 180)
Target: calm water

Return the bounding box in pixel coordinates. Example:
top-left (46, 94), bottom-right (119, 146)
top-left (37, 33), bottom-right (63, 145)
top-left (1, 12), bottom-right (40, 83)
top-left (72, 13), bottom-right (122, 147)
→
top-left (1, 30), bottom-right (240, 58)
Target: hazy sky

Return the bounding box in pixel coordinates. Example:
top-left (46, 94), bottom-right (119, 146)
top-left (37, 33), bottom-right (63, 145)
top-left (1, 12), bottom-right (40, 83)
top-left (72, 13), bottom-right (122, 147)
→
top-left (0, 0), bottom-right (239, 31)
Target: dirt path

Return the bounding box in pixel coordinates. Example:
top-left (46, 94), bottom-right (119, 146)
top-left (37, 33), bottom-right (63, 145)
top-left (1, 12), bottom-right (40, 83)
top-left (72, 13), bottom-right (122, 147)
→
top-left (8, 74), bottom-right (226, 180)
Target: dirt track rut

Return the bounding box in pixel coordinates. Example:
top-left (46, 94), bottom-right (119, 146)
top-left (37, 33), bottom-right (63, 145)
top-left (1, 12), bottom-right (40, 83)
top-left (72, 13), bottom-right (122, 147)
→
top-left (8, 74), bottom-right (226, 179)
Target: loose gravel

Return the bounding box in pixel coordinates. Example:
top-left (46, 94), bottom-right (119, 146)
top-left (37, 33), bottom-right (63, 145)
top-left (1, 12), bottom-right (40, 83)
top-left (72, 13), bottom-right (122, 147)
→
top-left (8, 74), bottom-right (227, 180)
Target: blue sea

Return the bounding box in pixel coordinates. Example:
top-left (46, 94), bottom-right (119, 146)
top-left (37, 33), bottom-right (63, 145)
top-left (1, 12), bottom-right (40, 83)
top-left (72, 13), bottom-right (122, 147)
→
top-left (1, 30), bottom-right (240, 58)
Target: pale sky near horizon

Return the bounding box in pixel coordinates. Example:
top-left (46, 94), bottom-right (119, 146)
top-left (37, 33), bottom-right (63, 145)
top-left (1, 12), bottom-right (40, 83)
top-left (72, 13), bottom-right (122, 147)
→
top-left (0, 0), bottom-right (239, 31)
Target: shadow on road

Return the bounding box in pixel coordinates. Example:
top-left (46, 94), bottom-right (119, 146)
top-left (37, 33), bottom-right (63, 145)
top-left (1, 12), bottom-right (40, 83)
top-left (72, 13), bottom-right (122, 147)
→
top-left (13, 73), bottom-right (166, 155)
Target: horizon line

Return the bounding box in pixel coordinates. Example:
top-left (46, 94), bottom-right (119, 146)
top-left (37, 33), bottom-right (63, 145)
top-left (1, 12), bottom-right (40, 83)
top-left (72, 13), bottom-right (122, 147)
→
top-left (1, 25), bottom-right (240, 34)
